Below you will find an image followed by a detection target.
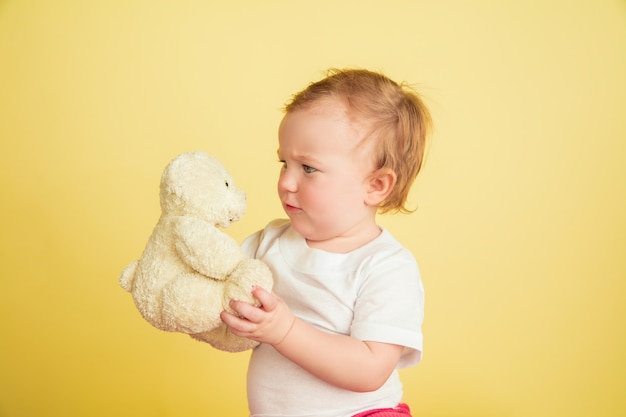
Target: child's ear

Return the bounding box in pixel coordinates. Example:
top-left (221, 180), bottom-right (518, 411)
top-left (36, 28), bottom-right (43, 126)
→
top-left (364, 168), bottom-right (396, 206)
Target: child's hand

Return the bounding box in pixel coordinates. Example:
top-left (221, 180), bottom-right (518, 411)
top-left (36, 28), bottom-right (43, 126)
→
top-left (220, 286), bottom-right (296, 346)
top-left (223, 286), bottom-right (404, 391)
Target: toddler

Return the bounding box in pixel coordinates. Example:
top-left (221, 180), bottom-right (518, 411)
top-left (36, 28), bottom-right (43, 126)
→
top-left (221, 68), bottom-right (432, 417)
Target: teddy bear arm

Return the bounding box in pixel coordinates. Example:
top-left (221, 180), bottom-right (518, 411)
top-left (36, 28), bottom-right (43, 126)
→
top-left (172, 217), bottom-right (244, 278)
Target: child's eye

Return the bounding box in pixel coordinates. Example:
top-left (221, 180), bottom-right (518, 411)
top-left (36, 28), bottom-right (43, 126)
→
top-left (303, 165), bottom-right (317, 174)
top-left (278, 160), bottom-right (287, 169)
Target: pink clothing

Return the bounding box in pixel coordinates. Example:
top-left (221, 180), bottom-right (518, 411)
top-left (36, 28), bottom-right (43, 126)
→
top-left (352, 403), bottom-right (412, 417)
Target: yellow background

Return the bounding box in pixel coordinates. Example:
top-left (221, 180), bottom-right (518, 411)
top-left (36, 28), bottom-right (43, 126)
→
top-left (1, 1), bottom-right (625, 416)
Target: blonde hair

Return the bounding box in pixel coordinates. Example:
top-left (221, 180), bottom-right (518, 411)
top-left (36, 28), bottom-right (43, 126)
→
top-left (284, 68), bottom-right (432, 213)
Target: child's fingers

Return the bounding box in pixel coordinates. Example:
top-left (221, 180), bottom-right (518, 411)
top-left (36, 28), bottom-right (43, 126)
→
top-left (220, 309), bottom-right (256, 334)
top-left (252, 285), bottom-right (278, 311)
top-left (227, 299), bottom-right (259, 321)
top-left (220, 310), bottom-right (243, 329)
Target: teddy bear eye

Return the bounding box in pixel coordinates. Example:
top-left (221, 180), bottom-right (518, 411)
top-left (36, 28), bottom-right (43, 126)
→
top-left (225, 181), bottom-right (229, 188)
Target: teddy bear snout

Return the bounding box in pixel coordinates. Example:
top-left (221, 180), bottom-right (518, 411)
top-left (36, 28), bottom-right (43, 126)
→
top-left (228, 210), bottom-right (242, 223)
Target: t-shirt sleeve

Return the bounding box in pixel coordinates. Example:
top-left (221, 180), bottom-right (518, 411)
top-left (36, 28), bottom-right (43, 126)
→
top-left (241, 230), bottom-right (262, 259)
top-left (241, 219), bottom-right (291, 259)
top-left (350, 249), bottom-right (425, 368)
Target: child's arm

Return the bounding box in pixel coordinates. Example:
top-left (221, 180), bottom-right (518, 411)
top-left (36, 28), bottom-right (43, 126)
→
top-left (220, 286), bottom-right (404, 392)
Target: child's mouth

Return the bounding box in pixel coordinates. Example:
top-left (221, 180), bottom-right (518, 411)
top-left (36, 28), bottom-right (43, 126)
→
top-left (283, 203), bottom-right (301, 213)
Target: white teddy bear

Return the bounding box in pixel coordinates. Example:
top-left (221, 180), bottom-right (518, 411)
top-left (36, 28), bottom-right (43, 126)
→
top-left (120, 151), bottom-right (273, 352)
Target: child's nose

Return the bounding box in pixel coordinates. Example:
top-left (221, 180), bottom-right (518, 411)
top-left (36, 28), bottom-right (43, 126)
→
top-left (277, 169), bottom-right (297, 192)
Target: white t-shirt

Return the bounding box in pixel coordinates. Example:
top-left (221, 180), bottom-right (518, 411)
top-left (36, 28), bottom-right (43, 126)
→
top-left (242, 219), bottom-right (424, 417)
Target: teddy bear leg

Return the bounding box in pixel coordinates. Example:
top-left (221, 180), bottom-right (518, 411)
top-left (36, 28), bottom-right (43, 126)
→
top-left (160, 273), bottom-right (224, 334)
top-left (191, 323), bottom-right (259, 352)
top-left (119, 260), bottom-right (138, 292)
top-left (223, 259), bottom-right (274, 314)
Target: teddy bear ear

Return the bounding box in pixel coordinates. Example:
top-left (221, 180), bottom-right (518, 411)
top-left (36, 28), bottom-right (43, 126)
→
top-left (161, 152), bottom-right (194, 185)
top-left (164, 181), bottom-right (183, 197)
top-left (160, 165), bottom-right (178, 193)
top-left (159, 160), bottom-right (189, 212)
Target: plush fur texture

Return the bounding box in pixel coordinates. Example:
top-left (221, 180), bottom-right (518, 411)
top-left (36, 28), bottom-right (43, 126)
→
top-left (120, 151), bottom-right (273, 352)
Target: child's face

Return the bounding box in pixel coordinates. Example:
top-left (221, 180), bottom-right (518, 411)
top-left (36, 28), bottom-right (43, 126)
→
top-left (277, 97), bottom-right (380, 251)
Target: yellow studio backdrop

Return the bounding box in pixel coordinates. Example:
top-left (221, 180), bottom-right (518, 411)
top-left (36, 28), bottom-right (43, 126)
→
top-left (1, 0), bottom-right (624, 416)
